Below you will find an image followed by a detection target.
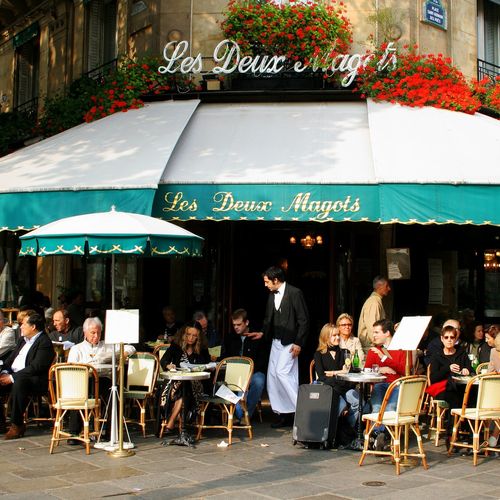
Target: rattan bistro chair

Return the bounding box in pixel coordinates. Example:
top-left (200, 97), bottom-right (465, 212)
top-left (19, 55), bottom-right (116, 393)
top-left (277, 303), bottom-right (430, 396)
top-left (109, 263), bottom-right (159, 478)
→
top-left (152, 344), bottom-right (170, 369)
top-left (48, 363), bottom-right (100, 455)
top-left (475, 362), bottom-right (489, 375)
top-left (124, 352), bottom-right (159, 437)
top-left (196, 356), bottom-right (254, 445)
top-left (448, 373), bottom-right (500, 465)
top-left (359, 375), bottom-right (428, 475)
top-left (425, 365), bottom-right (449, 446)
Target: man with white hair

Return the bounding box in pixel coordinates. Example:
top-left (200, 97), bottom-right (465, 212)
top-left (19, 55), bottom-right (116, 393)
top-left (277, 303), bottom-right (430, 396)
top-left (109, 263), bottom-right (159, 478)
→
top-left (66, 317), bottom-right (135, 445)
top-left (67, 317), bottom-right (135, 364)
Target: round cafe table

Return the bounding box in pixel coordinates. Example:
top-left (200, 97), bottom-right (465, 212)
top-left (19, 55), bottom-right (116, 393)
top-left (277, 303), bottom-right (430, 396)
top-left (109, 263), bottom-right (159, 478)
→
top-left (158, 370), bottom-right (211, 447)
top-left (336, 371), bottom-right (386, 450)
top-left (452, 374), bottom-right (479, 385)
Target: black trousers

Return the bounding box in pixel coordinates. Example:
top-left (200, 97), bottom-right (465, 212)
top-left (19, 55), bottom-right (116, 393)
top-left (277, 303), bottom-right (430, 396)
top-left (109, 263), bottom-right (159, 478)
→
top-left (0, 375), bottom-right (47, 426)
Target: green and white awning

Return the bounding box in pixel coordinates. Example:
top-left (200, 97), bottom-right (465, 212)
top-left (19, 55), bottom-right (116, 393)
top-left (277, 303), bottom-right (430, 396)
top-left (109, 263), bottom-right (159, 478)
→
top-left (19, 208), bottom-right (203, 257)
top-left (0, 100), bottom-right (200, 231)
top-left (153, 100), bottom-right (500, 225)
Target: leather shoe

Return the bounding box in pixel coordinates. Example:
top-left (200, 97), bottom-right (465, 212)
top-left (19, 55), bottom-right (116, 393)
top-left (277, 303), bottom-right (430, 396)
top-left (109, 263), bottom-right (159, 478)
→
top-left (0, 420), bottom-right (7, 434)
top-left (271, 416), bottom-right (292, 429)
top-left (4, 423), bottom-right (26, 440)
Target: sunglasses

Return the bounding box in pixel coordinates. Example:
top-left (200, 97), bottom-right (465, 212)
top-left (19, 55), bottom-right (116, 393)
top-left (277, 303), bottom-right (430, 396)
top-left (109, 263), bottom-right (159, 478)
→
top-left (339, 324), bottom-right (352, 327)
top-left (442, 336), bottom-right (456, 340)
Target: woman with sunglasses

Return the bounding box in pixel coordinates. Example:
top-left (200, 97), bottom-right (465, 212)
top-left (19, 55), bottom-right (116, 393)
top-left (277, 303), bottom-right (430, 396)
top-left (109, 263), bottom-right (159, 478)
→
top-left (429, 324), bottom-right (472, 449)
top-left (313, 324), bottom-right (359, 446)
top-left (336, 313), bottom-right (365, 368)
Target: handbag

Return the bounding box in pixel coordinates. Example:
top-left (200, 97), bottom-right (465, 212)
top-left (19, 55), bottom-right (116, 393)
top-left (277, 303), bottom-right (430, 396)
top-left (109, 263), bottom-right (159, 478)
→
top-left (425, 378), bottom-right (447, 397)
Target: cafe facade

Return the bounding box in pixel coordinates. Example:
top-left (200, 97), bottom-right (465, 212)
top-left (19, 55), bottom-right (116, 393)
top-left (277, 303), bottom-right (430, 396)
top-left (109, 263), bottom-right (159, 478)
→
top-left (0, 0), bottom-right (500, 342)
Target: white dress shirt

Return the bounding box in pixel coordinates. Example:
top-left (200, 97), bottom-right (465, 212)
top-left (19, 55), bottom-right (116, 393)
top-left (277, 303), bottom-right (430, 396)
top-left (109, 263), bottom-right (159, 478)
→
top-left (274, 282), bottom-right (286, 310)
top-left (11, 332), bottom-right (43, 373)
top-left (67, 340), bottom-right (136, 364)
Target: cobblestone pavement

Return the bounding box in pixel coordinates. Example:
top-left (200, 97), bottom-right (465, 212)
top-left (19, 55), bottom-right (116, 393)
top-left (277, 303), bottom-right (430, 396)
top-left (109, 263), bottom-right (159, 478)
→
top-left (0, 411), bottom-right (498, 500)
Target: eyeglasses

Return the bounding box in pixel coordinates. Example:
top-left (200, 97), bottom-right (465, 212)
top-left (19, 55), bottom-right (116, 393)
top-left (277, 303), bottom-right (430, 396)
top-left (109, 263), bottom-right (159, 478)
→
top-left (339, 324), bottom-right (352, 328)
top-left (443, 336), bottom-right (456, 340)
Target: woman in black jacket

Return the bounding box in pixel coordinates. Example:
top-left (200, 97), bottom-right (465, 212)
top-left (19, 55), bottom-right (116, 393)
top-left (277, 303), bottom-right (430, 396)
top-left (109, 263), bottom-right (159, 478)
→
top-left (159, 322), bottom-right (211, 435)
top-left (429, 324), bottom-right (472, 448)
top-left (313, 324), bottom-right (359, 440)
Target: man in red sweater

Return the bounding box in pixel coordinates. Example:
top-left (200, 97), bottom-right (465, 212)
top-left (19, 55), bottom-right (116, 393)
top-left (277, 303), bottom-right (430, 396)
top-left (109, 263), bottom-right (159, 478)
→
top-left (364, 319), bottom-right (406, 449)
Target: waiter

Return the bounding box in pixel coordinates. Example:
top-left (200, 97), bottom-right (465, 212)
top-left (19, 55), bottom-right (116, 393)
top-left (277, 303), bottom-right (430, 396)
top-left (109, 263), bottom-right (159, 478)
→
top-left (251, 266), bottom-right (309, 428)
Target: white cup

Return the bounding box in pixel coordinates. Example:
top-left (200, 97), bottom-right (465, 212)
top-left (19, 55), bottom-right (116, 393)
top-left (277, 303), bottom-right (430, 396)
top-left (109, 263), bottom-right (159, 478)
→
top-left (364, 367), bottom-right (372, 373)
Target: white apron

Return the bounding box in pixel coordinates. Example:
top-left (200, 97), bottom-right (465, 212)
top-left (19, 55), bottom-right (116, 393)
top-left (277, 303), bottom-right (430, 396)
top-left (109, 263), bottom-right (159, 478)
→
top-left (267, 339), bottom-right (298, 414)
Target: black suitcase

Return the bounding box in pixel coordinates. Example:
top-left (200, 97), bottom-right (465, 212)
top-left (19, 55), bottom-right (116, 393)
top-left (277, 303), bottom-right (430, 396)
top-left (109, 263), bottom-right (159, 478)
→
top-left (292, 383), bottom-right (338, 449)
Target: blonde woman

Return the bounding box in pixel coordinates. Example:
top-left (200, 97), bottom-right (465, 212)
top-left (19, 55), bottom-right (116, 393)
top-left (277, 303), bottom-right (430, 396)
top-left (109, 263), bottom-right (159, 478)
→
top-left (336, 313), bottom-right (365, 368)
top-left (313, 324), bottom-right (359, 437)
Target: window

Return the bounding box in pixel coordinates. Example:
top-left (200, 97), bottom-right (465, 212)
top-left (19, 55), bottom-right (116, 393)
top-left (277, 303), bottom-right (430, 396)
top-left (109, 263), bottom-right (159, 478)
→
top-left (478, 0), bottom-right (500, 79)
top-left (14, 35), bottom-right (39, 115)
top-left (86, 0), bottom-right (117, 73)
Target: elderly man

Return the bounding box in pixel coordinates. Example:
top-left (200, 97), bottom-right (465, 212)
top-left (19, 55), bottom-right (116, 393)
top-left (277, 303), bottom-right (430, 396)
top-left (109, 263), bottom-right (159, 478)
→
top-left (49, 309), bottom-right (84, 344)
top-left (358, 276), bottom-right (391, 354)
top-left (66, 317), bottom-right (135, 444)
top-left (0, 313), bottom-right (54, 439)
top-left (67, 317), bottom-right (135, 364)
top-left (0, 311), bottom-right (16, 361)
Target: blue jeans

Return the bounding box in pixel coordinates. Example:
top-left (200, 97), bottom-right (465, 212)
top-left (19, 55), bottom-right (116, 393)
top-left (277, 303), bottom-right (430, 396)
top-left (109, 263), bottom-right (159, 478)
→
top-left (370, 382), bottom-right (399, 432)
top-left (338, 388), bottom-right (359, 429)
top-left (235, 372), bottom-right (266, 420)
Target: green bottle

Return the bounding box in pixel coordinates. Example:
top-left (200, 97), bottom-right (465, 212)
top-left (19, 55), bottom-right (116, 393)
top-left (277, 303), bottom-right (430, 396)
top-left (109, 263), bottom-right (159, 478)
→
top-left (352, 350), bottom-right (360, 369)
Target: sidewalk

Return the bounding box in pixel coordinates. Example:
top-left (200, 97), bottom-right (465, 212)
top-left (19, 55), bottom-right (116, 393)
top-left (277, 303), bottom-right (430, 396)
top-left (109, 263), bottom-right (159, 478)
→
top-left (0, 411), bottom-right (498, 500)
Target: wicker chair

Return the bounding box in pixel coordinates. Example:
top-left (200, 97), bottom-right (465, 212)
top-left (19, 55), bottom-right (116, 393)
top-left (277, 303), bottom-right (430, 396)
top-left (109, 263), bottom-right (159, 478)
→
top-left (48, 363), bottom-right (100, 455)
top-left (359, 375), bottom-right (428, 475)
top-left (124, 352), bottom-right (160, 437)
top-left (475, 362), bottom-right (489, 375)
top-left (448, 373), bottom-right (500, 465)
top-left (196, 356), bottom-right (254, 445)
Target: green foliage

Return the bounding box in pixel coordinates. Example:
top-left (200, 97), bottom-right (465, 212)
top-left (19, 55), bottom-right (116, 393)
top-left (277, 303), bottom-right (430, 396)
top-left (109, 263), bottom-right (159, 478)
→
top-left (0, 111), bottom-right (37, 156)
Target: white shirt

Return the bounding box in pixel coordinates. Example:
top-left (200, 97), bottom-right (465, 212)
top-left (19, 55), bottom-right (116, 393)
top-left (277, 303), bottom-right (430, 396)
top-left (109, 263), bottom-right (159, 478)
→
top-left (274, 282), bottom-right (286, 310)
top-left (11, 331), bottom-right (43, 373)
top-left (67, 340), bottom-right (136, 364)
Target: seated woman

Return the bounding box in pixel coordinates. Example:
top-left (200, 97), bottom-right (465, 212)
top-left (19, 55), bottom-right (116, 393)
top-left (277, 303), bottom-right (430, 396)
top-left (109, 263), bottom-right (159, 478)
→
top-left (313, 324), bottom-right (359, 444)
top-left (158, 321), bottom-right (211, 435)
top-left (429, 324), bottom-right (472, 450)
top-left (479, 325), bottom-right (498, 364)
top-left (336, 313), bottom-right (365, 368)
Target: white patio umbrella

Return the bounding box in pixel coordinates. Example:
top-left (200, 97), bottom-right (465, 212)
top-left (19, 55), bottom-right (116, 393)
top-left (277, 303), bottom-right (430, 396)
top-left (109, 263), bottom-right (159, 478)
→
top-left (19, 207), bottom-right (203, 455)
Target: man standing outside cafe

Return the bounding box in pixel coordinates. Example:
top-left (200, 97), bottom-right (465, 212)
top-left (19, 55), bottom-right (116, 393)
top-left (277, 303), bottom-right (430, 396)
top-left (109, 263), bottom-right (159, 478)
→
top-left (251, 266), bottom-right (309, 428)
top-left (358, 276), bottom-right (391, 354)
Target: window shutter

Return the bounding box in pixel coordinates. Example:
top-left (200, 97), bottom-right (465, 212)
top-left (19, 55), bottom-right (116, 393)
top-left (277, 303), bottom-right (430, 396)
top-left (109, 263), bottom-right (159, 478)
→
top-left (484, 2), bottom-right (500, 65)
top-left (87, 0), bottom-right (104, 71)
top-left (15, 41), bottom-right (39, 108)
top-left (103, 0), bottom-right (117, 63)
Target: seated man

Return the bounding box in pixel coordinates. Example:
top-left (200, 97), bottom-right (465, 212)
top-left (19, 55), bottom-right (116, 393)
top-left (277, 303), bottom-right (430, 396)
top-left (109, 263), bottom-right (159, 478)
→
top-left (49, 309), bottom-right (84, 345)
top-left (66, 317), bottom-right (136, 444)
top-left (224, 308), bottom-right (269, 422)
top-left (0, 313), bottom-right (55, 439)
top-left (364, 319), bottom-right (406, 450)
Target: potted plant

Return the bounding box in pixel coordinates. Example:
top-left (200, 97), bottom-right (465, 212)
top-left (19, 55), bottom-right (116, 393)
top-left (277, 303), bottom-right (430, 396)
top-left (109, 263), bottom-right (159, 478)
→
top-left (221, 0), bottom-right (353, 89)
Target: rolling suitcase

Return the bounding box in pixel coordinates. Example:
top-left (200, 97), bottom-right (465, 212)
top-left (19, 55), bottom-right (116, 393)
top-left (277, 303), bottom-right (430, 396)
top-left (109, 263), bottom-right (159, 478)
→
top-left (292, 383), bottom-right (338, 449)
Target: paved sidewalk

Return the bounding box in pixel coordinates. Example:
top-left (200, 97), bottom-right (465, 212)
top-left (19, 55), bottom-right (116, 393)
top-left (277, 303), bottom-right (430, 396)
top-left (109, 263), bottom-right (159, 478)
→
top-left (0, 414), bottom-right (498, 500)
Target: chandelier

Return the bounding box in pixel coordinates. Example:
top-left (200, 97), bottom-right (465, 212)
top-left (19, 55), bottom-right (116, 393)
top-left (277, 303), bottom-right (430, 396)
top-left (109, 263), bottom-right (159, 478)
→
top-left (290, 234), bottom-right (323, 249)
